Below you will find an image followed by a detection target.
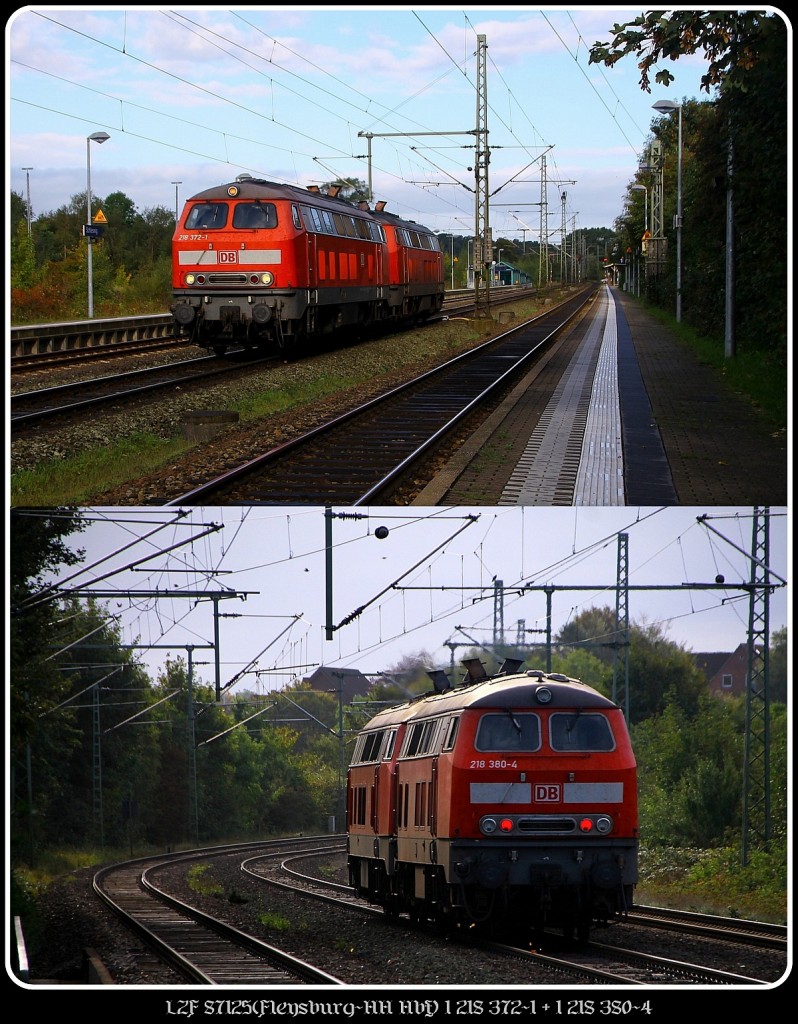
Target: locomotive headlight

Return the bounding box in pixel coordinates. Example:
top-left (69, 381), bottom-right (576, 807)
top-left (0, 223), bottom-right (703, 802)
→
top-left (259, 272), bottom-right (274, 286)
top-left (185, 274), bottom-right (196, 285)
top-left (480, 817), bottom-right (498, 835)
top-left (535, 686), bottom-right (553, 704)
top-left (595, 816), bottom-right (613, 834)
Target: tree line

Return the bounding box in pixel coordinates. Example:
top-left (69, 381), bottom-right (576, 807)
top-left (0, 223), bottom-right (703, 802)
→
top-left (10, 509), bottom-right (788, 865)
top-left (9, 12), bottom-right (787, 374)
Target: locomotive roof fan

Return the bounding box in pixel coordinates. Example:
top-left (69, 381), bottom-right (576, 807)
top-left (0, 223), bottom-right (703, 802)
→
top-left (461, 658), bottom-right (487, 684)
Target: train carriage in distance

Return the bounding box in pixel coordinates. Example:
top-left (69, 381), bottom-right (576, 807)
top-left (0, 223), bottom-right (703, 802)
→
top-left (170, 175), bottom-right (444, 355)
top-left (347, 660), bottom-right (638, 942)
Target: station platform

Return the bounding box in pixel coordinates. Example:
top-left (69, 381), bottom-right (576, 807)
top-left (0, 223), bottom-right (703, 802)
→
top-left (414, 284), bottom-right (788, 507)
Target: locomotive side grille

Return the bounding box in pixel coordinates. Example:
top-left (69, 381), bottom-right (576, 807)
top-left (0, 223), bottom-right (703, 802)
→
top-left (516, 817), bottom-right (577, 834)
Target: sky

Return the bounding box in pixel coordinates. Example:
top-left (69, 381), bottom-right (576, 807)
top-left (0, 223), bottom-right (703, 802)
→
top-left (5, 5), bottom-right (743, 240)
top-left (24, 505), bottom-right (790, 696)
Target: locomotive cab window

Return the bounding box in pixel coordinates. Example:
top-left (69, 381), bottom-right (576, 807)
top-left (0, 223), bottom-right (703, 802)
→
top-left (549, 713), bottom-right (614, 751)
top-left (185, 203), bottom-right (229, 230)
top-left (232, 202), bottom-right (277, 229)
top-left (475, 712), bottom-right (540, 752)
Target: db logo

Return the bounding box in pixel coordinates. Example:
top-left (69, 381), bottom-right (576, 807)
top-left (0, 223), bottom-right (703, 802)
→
top-left (535, 784), bottom-right (561, 802)
top-left (219, 251), bottom-right (238, 264)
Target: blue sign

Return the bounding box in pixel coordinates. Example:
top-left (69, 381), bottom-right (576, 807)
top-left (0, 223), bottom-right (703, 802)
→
top-left (83, 224), bottom-right (102, 237)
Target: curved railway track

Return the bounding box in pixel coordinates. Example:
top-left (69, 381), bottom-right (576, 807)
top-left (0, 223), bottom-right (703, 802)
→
top-left (166, 287), bottom-right (598, 504)
top-left (93, 838), bottom-right (344, 986)
top-left (244, 846), bottom-right (780, 987)
top-left (83, 839), bottom-right (784, 987)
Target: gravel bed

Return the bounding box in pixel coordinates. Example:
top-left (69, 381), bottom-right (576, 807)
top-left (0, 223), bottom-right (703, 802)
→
top-left (22, 853), bottom-right (787, 990)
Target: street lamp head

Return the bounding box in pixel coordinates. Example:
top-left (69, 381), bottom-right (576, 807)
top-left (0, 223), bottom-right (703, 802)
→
top-left (89, 131), bottom-right (111, 144)
top-left (652, 99), bottom-right (679, 114)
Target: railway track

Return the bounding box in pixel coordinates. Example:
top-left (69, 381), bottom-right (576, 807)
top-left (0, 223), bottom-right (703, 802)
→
top-left (166, 286), bottom-right (598, 504)
top-left (244, 847), bottom-right (780, 987)
top-left (93, 838), bottom-right (345, 986)
top-left (75, 839), bottom-right (785, 987)
top-left (10, 351), bottom-right (269, 429)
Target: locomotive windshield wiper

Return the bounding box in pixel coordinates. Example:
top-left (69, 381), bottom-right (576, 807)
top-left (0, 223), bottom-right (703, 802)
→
top-left (505, 709), bottom-right (522, 734)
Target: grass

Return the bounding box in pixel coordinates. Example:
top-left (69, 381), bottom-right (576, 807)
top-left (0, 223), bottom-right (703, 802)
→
top-left (635, 842), bottom-right (787, 924)
top-left (11, 433), bottom-right (192, 506)
top-left (258, 911), bottom-right (293, 930)
top-left (186, 863), bottom-right (224, 897)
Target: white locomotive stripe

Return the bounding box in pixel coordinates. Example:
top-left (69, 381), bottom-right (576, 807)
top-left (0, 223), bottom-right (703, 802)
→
top-left (470, 782), bottom-right (532, 803)
top-left (176, 250), bottom-right (283, 265)
top-left (563, 782), bottom-right (623, 802)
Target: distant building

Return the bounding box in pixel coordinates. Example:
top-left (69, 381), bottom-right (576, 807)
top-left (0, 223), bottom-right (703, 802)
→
top-left (693, 643), bottom-right (759, 698)
top-left (492, 260), bottom-right (531, 286)
top-left (304, 666), bottom-right (372, 704)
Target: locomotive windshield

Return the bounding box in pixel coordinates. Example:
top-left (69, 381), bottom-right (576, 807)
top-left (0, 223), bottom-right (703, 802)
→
top-left (550, 713), bottom-right (614, 751)
top-left (475, 713), bottom-right (540, 752)
top-left (233, 202), bottom-right (277, 229)
top-left (185, 203), bottom-right (229, 230)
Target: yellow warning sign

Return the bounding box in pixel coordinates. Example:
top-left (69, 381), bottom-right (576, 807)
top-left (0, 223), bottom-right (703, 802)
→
top-left (93, 209), bottom-right (108, 224)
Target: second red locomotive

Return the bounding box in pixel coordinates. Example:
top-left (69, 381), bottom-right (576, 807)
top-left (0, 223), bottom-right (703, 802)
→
top-left (170, 175), bottom-right (445, 355)
top-left (347, 660), bottom-right (638, 942)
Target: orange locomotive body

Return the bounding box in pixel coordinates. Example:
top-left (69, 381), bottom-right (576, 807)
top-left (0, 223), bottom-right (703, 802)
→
top-left (170, 175), bottom-right (444, 355)
top-left (347, 663), bottom-right (639, 941)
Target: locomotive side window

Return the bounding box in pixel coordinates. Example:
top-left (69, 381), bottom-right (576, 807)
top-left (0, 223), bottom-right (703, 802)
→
top-left (352, 728), bottom-right (386, 763)
top-left (475, 712), bottom-right (540, 752)
top-left (401, 717), bottom-right (444, 757)
top-left (185, 203), bottom-right (228, 230)
top-left (442, 716), bottom-right (459, 751)
top-left (382, 730), bottom-right (397, 760)
top-left (549, 713), bottom-right (615, 751)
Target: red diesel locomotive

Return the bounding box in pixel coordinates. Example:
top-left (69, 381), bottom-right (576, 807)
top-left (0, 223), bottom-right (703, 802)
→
top-left (170, 175), bottom-right (445, 354)
top-left (346, 660), bottom-right (638, 941)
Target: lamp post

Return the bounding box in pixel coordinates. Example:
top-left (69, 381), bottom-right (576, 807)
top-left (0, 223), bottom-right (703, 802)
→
top-left (22, 167), bottom-right (33, 236)
top-left (171, 180), bottom-right (182, 223)
top-left (652, 99), bottom-right (682, 322)
top-left (86, 130), bottom-right (110, 319)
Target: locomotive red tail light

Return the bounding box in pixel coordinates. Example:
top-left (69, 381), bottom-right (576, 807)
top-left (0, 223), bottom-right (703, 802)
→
top-left (499, 818), bottom-right (514, 833)
top-left (579, 818), bottom-right (594, 833)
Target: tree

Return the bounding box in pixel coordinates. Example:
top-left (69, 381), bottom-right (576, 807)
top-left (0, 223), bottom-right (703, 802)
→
top-left (588, 10), bottom-right (788, 94)
top-left (319, 177), bottom-right (370, 204)
top-left (768, 627), bottom-right (787, 704)
top-left (10, 509), bottom-right (87, 755)
top-left (555, 606), bottom-right (707, 722)
top-left (632, 694), bottom-right (746, 846)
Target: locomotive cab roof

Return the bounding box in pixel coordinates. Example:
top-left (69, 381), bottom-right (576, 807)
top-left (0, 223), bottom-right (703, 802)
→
top-left (357, 669), bottom-right (619, 732)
